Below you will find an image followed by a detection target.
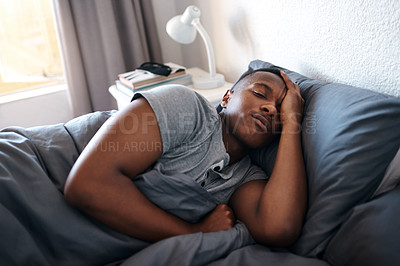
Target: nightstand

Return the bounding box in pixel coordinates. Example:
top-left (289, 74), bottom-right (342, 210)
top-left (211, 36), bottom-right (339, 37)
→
top-left (109, 67), bottom-right (234, 110)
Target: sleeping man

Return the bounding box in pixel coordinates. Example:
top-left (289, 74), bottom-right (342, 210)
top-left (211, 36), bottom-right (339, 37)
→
top-left (64, 68), bottom-right (307, 247)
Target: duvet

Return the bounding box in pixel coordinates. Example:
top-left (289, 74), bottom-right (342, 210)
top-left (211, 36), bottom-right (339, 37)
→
top-left (0, 111), bottom-right (326, 266)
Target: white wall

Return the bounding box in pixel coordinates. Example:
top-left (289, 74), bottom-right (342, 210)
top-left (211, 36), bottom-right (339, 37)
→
top-left (152, 0), bottom-right (400, 97)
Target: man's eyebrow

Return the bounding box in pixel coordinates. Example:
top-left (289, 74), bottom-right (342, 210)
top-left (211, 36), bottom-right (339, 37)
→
top-left (255, 82), bottom-right (287, 105)
top-left (254, 82), bottom-right (273, 93)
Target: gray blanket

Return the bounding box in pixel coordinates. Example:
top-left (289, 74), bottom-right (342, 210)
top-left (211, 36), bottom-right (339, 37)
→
top-left (0, 111), bottom-right (327, 266)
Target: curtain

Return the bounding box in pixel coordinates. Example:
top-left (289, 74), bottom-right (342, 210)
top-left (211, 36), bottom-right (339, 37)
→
top-left (52, 0), bottom-right (162, 116)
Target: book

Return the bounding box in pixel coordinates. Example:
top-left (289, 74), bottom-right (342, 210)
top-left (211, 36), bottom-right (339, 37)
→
top-left (115, 73), bottom-right (193, 97)
top-left (118, 62), bottom-right (187, 90)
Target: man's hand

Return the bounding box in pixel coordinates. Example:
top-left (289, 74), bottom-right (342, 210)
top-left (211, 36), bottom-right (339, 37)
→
top-left (194, 204), bottom-right (235, 233)
top-left (279, 71), bottom-right (304, 128)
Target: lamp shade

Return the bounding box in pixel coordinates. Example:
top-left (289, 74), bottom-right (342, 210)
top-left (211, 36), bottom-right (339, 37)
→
top-left (166, 6), bottom-right (201, 44)
top-left (166, 16), bottom-right (197, 44)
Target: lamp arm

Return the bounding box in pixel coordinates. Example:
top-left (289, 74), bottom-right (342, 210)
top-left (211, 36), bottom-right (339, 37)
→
top-left (192, 18), bottom-right (216, 78)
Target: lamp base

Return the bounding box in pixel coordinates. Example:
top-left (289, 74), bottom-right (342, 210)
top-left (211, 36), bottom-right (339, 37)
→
top-left (192, 73), bottom-right (225, 89)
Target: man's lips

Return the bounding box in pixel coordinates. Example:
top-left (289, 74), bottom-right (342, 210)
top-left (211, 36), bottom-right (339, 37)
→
top-left (252, 113), bottom-right (271, 132)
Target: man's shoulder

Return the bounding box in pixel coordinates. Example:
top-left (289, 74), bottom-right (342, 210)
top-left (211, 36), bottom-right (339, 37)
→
top-left (139, 85), bottom-right (217, 117)
top-left (140, 84), bottom-right (192, 97)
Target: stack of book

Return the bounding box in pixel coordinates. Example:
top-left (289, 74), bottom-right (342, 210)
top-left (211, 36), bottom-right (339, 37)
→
top-left (115, 62), bottom-right (192, 97)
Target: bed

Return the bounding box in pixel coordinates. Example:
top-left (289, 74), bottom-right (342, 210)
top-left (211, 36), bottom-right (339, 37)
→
top-left (1, 60), bottom-right (400, 265)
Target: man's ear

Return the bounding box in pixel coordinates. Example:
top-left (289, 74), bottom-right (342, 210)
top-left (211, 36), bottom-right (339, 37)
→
top-left (220, 90), bottom-right (233, 108)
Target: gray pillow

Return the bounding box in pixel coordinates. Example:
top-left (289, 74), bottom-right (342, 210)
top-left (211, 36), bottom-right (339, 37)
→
top-left (248, 60), bottom-right (400, 257)
top-left (323, 184), bottom-right (400, 265)
top-left (371, 147), bottom-right (400, 198)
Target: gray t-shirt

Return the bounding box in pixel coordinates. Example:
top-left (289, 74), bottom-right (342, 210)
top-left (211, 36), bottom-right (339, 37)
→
top-left (134, 85), bottom-right (267, 204)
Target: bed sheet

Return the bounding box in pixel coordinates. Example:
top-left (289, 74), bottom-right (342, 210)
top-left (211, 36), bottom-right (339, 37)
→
top-left (0, 111), bottom-right (326, 266)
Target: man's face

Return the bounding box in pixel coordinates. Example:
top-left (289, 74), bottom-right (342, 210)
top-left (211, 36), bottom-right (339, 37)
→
top-left (221, 71), bottom-right (287, 148)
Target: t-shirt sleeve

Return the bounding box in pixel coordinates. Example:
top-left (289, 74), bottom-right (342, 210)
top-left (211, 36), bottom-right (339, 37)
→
top-left (132, 84), bottom-right (219, 155)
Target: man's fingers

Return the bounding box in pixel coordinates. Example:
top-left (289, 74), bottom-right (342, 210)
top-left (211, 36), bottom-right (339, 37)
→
top-left (280, 71), bottom-right (300, 92)
top-left (280, 70), bottom-right (292, 85)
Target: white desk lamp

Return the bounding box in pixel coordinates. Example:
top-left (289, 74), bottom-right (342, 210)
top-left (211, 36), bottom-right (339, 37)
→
top-left (166, 5), bottom-right (225, 89)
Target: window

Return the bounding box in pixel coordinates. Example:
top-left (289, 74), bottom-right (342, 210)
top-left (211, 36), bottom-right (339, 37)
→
top-left (0, 0), bottom-right (64, 95)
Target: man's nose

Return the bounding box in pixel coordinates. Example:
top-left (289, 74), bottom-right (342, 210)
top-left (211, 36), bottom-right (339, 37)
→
top-left (261, 103), bottom-right (278, 115)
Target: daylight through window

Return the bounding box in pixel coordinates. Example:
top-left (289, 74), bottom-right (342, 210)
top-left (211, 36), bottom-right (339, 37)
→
top-left (0, 0), bottom-right (64, 95)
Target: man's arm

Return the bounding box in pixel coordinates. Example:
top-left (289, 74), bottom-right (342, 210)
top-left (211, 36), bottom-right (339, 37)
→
top-left (229, 72), bottom-right (307, 247)
top-left (64, 97), bottom-right (234, 242)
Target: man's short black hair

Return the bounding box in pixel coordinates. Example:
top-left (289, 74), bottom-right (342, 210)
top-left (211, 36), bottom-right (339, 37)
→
top-left (231, 67), bottom-right (283, 92)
